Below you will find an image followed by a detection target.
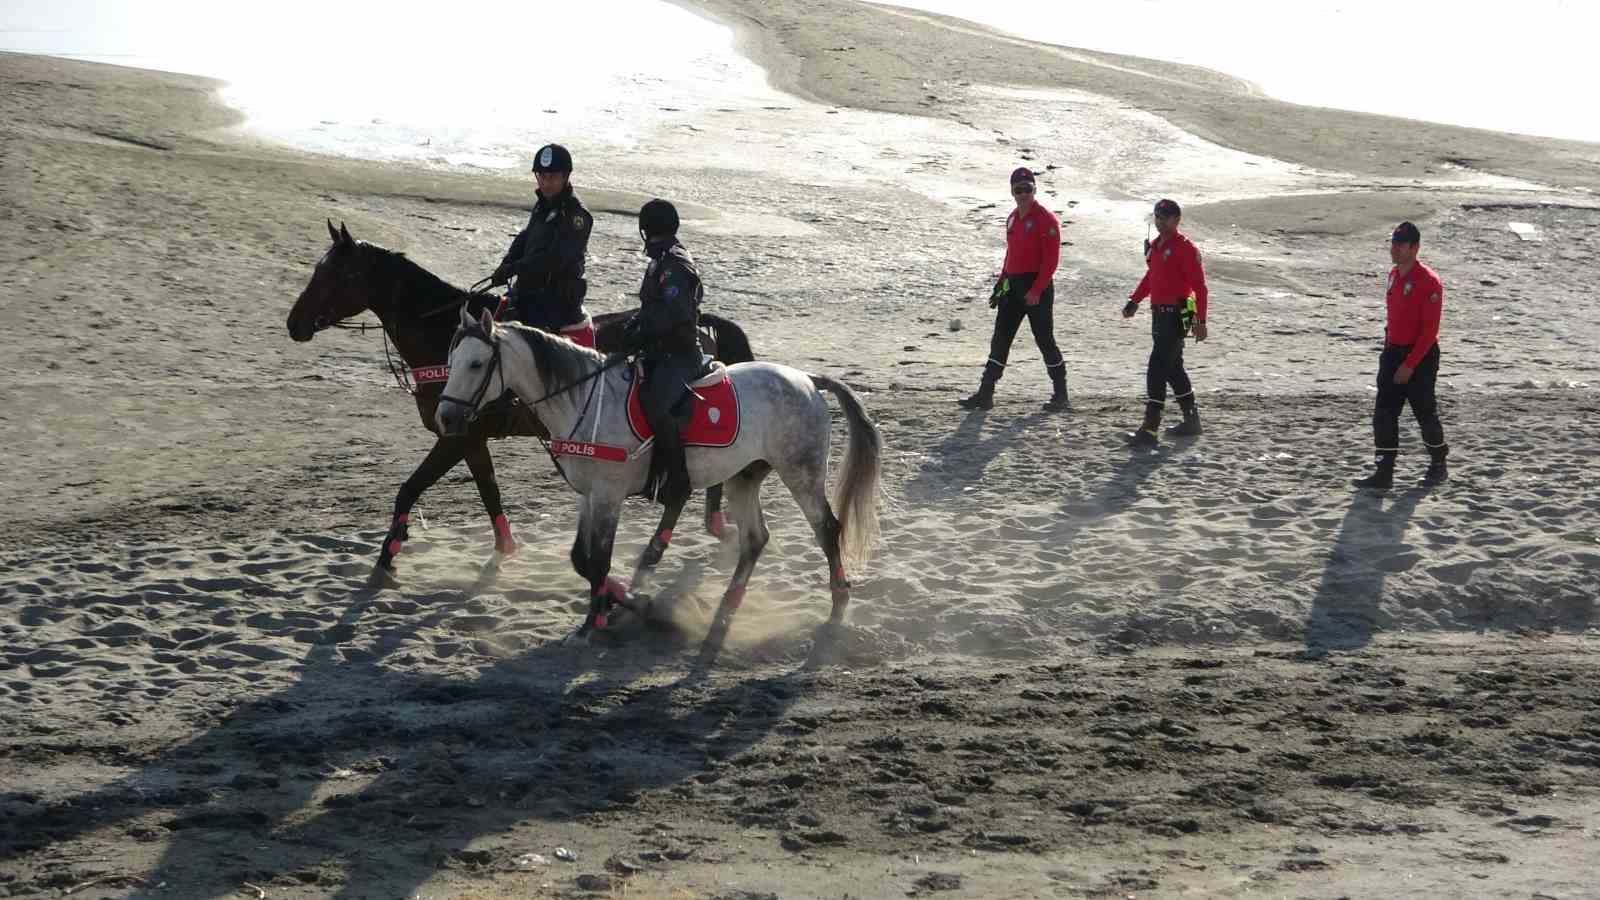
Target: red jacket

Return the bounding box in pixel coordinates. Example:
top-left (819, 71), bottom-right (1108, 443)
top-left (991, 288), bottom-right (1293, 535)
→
top-left (1003, 203), bottom-right (1061, 292)
top-left (1385, 262), bottom-right (1444, 368)
top-left (1130, 231), bottom-right (1209, 321)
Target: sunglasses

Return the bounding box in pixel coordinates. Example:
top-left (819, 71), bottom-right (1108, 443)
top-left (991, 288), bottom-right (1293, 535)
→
top-left (1012, 185), bottom-right (1035, 195)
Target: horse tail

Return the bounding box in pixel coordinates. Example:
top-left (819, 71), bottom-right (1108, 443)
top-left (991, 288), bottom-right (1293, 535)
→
top-left (700, 312), bottom-right (756, 365)
top-left (809, 374), bottom-right (882, 573)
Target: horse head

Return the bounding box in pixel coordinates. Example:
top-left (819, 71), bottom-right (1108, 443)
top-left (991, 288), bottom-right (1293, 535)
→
top-left (436, 306), bottom-right (504, 436)
top-left (286, 220), bottom-right (382, 342)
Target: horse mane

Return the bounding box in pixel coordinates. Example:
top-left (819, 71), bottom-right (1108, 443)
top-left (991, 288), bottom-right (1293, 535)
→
top-left (502, 322), bottom-right (605, 393)
top-left (358, 241), bottom-right (484, 315)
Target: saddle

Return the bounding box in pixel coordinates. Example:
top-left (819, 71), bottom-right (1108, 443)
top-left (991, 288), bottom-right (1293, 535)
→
top-left (626, 359), bottom-right (740, 448)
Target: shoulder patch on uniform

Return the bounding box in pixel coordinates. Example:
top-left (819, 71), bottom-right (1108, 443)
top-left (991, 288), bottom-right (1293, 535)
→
top-left (573, 214), bottom-right (587, 229)
top-left (665, 285), bottom-right (680, 299)
top-left (1047, 227), bottom-right (1058, 237)
top-left (1429, 292), bottom-right (1440, 304)
top-left (545, 210), bottom-right (557, 223)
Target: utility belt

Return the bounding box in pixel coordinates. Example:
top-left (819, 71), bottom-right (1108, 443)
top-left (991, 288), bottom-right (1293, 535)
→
top-left (990, 272), bottom-right (1047, 305)
top-left (1152, 296), bottom-right (1198, 332)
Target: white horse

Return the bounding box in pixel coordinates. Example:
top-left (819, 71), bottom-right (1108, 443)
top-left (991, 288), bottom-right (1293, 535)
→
top-left (436, 307), bottom-right (882, 649)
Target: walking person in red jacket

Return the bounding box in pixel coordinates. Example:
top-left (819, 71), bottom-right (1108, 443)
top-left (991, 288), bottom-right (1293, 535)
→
top-left (1355, 221), bottom-right (1449, 489)
top-left (1122, 198), bottom-right (1208, 447)
top-left (958, 167), bottom-right (1069, 412)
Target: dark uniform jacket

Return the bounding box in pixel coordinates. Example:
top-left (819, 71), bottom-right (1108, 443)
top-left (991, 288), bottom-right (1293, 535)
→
top-left (501, 186), bottom-right (592, 330)
top-left (628, 239), bottom-right (705, 421)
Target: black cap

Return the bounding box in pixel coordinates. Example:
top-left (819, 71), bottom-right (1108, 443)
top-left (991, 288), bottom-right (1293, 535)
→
top-left (1010, 166), bottom-right (1036, 187)
top-left (1154, 198), bottom-right (1181, 217)
top-left (1391, 221), bottom-right (1421, 245)
top-left (532, 143), bottom-right (573, 174)
top-left (639, 198), bottom-right (680, 238)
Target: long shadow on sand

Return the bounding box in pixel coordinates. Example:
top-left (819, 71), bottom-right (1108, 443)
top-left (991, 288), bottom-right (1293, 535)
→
top-left (2, 573), bottom-right (809, 900)
top-left (1304, 485), bottom-right (1430, 654)
top-left (903, 409), bottom-right (1049, 503)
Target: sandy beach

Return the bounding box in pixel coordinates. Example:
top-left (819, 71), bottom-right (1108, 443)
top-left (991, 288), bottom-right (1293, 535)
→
top-left (3, 0), bottom-right (1599, 896)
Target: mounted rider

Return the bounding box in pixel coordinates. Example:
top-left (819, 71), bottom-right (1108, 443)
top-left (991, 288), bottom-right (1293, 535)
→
top-left (491, 143), bottom-right (593, 336)
top-left (622, 199), bottom-right (705, 506)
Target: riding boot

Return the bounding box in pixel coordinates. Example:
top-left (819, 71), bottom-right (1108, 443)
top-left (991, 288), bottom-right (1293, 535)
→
top-left (1043, 368), bottom-right (1071, 412)
top-left (1166, 395), bottom-right (1202, 436)
top-left (652, 424), bottom-right (692, 507)
top-left (1125, 402), bottom-right (1161, 448)
top-left (1423, 444), bottom-right (1449, 486)
top-left (958, 376), bottom-right (996, 411)
top-left (1354, 451), bottom-right (1397, 490)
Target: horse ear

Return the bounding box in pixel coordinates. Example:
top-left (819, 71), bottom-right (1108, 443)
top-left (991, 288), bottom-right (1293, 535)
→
top-left (479, 307), bottom-right (495, 333)
top-left (339, 222), bottom-right (353, 245)
top-left (327, 219), bottom-right (339, 244)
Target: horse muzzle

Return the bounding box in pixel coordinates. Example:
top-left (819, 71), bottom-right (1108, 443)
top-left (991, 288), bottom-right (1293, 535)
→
top-left (436, 398), bottom-right (473, 436)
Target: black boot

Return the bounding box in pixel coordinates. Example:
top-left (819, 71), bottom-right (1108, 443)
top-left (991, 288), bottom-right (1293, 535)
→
top-left (1354, 452), bottom-right (1396, 490)
top-left (958, 378), bottom-right (996, 410)
top-left (1423, 444), bottom-right (1449, 486)
top-left (1125, 403), bottom-right (1162, 448)
top-left (1043, 368), bottom-right (1070, 412)
top-left (1167, 397), bottom-right (1202, 436)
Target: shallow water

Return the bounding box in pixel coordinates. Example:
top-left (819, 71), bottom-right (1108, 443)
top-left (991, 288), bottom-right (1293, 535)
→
top-left (0, 0), bottom-right (774, 168)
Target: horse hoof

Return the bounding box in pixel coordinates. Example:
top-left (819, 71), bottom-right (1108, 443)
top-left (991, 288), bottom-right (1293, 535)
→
top-left (367, 564), bottom-right (400, 589)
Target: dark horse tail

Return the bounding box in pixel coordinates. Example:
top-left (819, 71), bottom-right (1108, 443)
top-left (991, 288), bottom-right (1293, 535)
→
top-left (698, 312), bottom-right (755, 365)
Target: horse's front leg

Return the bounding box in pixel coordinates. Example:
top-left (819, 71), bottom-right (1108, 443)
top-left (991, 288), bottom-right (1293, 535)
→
top-left (703, 484), bottom-right (726, 538)
top-left (462, 438), bottom-right (516, 572)
top-left (575, 495), bottom-right (628, 638)
top-left (371, 437), bottom-right (466, 585)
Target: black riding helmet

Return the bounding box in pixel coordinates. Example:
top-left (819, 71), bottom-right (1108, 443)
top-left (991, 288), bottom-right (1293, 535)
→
top-left (638, 198), bottom-right (680, 244)
top-left (531, 143), bottom-right (573, 174)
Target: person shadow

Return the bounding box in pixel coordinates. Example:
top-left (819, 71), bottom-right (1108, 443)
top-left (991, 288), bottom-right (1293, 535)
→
top-left (3, 571), bottom-right (808, 900)
top-left (1303, 484), bottom-right (1431, 655)
top-left (904, 409), bottom-right (1050, 503)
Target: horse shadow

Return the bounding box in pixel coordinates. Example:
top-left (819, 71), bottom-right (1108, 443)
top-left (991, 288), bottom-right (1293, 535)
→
top-left (3, 573), bottom-right (808, 900)
top-left (1303, 485), bottom-right (1431, 654)
top-left (903, 409), bottom-right (1050, 503)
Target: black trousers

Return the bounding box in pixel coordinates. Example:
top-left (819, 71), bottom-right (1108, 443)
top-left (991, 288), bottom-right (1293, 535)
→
top-left (641, 352), bottom-right (700, 503)
top-left (982, 277), bottom-right (1063, 383)
top-left (1373, 344), bottom-right (1445, 457)
top-left (1145, 304), bottom-right (1193, 406)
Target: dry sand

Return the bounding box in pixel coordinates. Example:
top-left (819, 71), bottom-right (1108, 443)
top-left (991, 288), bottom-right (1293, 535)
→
top-left (3, 1), bottom-right (1599, 896)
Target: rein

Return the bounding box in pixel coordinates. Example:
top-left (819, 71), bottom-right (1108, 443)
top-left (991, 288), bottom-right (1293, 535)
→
top-left (319, 279), bottom-right (493, 396)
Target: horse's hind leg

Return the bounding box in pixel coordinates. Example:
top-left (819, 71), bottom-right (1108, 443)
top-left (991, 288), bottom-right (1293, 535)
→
top-left (702, 466), bottom-right (770, 659)
top-left (780, 462), bottom-right (851, 625)
top-left (372, 437), bottom-right (466, 584)
top-left (462, 438), bottom-right (516, 564)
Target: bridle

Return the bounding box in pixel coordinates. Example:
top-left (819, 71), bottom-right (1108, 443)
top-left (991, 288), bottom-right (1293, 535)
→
top-left (311, 265), bottom-right (494, 395)
top-left (438, 320), bottom-right (507, 424)
top-left (438, 322), bottom-right (631, 427)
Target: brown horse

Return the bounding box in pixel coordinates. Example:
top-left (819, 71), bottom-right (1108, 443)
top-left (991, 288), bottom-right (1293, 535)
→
top-left (286, 221), bottom-right (754, 584)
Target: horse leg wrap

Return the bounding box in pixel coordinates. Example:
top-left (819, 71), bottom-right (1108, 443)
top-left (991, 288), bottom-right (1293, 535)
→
top-left (642, 530), bottom-right (672, 568)
top-left (590, 592), bottom-right (609, 632)
top-left (385, 513), bottom-right (411, 558)
top-left (706, 511), bottom-right (725, 538)
top-left (725, 584), bottom-right (747, 610)
top-left (492, 514), bottom-right (516, 557)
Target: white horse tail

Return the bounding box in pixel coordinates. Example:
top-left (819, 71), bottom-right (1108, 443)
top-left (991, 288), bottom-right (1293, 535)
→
top-left (810, 374), bottom-right (882, 572)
